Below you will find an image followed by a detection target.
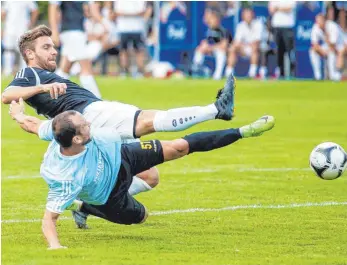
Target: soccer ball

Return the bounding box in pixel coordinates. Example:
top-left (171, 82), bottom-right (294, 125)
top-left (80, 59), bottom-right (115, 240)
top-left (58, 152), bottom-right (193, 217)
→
top-left (310, 142), bottom-right (347, 180)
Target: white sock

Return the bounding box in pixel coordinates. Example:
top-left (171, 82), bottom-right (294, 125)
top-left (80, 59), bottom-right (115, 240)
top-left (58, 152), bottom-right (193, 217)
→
top-left (259, 66), bottom-right (267, 79)
top-left (274, 67), bottom-right (280, 78)
top-left (55, 68), bottom-right (70, 79)
top-left (225, 66), bottom-right (234, 77)
top-left (79, 75), bottom-right (102, 99)
top-left (3, 50), bottom-right (15, 76)
top-left (193, 51), bottom-right (204, 66)
top-left (309, 49), bottom-right (321, 80)
top-left (212, 49), bottom-right (226, 80)
top-left (327, 52), bottom-right (336, 80)
top-left (128, 176), bottom-right (152, 196)
top-left (248, 64), bottom-right (257, 77)
top-left (153, 104), bottom-right (218, 132)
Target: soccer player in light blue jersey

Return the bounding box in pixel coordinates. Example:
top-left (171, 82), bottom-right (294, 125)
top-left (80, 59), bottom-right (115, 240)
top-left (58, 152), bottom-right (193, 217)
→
top-left (9, 98), bottom-right (275, 250)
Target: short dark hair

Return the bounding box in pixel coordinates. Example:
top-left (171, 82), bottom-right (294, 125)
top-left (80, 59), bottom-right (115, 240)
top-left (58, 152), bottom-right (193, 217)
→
top-left (18, 25), bottom-right (52, 63)
top-left (52, 111), bottom-right (79, 148)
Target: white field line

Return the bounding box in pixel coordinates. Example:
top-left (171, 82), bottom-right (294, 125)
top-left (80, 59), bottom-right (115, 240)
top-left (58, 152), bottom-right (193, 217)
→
top-left (2, 168), bottom-right (311, 180)
top-left (2, 201), bottom-right (346, 224)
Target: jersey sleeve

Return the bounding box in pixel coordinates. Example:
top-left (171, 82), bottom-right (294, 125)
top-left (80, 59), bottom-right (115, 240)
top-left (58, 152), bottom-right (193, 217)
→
top-left (46, 181), bottom-right (82, 213)
top-left (38, 120), bottom-right (54, 141)
top-left (91, 127), bottom-right (122, 144)
top-left (5, 68), bottom-right (37, 91)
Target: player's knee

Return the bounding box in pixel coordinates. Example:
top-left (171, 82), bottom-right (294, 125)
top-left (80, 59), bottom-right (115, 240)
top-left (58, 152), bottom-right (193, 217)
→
top-left (138, 167), bottom-right (160, 188)
top-left (172, 139), bottom-right (189, 157)
top-left (139, 207), bottom-right (149, 224)
top-left (148, 167), bottom-right (159, 188)
top-left (135, 110), bottom-right (156, 137)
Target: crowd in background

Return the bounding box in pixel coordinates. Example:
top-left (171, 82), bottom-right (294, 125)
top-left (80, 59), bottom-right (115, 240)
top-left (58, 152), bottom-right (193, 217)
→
top-left (1, 1), bottom-right (347, 81)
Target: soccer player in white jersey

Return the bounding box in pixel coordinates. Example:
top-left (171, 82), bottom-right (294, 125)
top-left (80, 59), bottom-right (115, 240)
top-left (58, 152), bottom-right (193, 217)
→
top-left (192, 7), bottom-right (231, 80)
top-left (225, 8), bottom-right (266, 78)
top-left (48, 1), bottom-right (102, 97)
top-left (309, 14), bottom-right (345, 81)
top-left (1, 1), bottom-right (39, 76)
top-left (2, 25), bottom-right (236, 229)
top-left (9, 98), bottom-right (275, 249)
top-left (113, 0), bottom-right (149, 78)
top-left (70, 2), bottom-right (120, 76)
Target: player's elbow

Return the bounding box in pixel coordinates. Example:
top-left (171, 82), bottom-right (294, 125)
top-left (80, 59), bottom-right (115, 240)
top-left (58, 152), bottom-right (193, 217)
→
top-left (1, 92), bottom-right (12, 104)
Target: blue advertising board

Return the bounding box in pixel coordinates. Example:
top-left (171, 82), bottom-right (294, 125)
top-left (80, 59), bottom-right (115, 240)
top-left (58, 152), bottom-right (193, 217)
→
top-left (157, 1), bottom-right (325, 79)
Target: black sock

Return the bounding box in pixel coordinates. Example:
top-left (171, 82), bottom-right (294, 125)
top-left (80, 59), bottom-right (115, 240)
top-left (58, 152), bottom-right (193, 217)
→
top-left (183, 128), bottom-right (242, 154)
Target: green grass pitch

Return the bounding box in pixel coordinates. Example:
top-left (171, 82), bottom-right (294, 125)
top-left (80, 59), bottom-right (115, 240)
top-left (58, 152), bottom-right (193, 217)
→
top-left (1, 77), bottom-right (347, 265)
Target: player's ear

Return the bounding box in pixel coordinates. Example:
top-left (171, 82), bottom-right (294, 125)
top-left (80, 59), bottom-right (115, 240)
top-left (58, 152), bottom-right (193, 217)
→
top-left (72, 135), bottom-right (83, 145)
top-left (26, 49), bottom-right (35, 61)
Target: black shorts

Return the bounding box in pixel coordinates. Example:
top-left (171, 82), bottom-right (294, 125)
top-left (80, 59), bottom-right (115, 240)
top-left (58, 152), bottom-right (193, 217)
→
top-left (119, 32), bottom-right (145, 51)
top-left (81, 140), bottom-right (164, 225)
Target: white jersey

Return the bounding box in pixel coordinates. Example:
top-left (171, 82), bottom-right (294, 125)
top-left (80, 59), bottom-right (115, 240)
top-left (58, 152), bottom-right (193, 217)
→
top-left (269, 1), bottom-right (296, 28)
top-left (2, 1), bottom-right (38, 34)
top-left (234, 20), bottom-right (265, 45)
top-left (311, 20), bottom-right (345, 49)
top-left (114, 0), bottom-right (146, 33)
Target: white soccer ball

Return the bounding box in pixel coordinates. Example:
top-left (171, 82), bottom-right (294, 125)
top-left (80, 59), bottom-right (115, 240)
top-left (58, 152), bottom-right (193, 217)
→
top-left (310, 142), bottom-right (347, 180)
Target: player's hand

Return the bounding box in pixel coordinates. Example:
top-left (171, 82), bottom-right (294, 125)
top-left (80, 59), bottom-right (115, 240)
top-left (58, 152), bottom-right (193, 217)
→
top-left (47, 245), bottom-right (68, 250)
top-left (42, 83), bottom-right (67, 99)
top-left (9, 98), bottom-right (25, 120)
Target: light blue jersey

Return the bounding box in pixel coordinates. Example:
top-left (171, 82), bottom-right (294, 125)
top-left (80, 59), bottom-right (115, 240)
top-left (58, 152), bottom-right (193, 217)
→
top-left (39, 120), bottom-right (122, 213)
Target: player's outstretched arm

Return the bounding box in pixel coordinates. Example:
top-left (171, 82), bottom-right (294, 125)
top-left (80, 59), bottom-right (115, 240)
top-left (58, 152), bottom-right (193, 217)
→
top-left (42, 210), bottom-right (66, 250)
top-left (2, 85), bottom-right (46, 104)
top-left (9, 98), bottom-right (43, 136)
top-left (2, 83), bottom-right (67, 104)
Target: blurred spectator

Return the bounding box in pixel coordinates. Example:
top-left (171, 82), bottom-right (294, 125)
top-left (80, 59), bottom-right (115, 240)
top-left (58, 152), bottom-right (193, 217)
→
top-left (336, 2), bottom-right (347, 31)
top-left (1, 1), bottom-right (39, 76)
top-left (192, 7), bottom-right (231, 80)
top-left (49, 1), bottom-right (102, 98)
top-left (309, 13), bottom-right (345, 81)
top-left (269, 1), bottom-right (296, 78)
top-left (259, 17), bottom-right (277, 80)
top-left (225, 8), bottom-right (265, 78)
top-left (70, 2), bottom-right (120, 76)
top-left (113, 0), bottom-right (149, 78)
